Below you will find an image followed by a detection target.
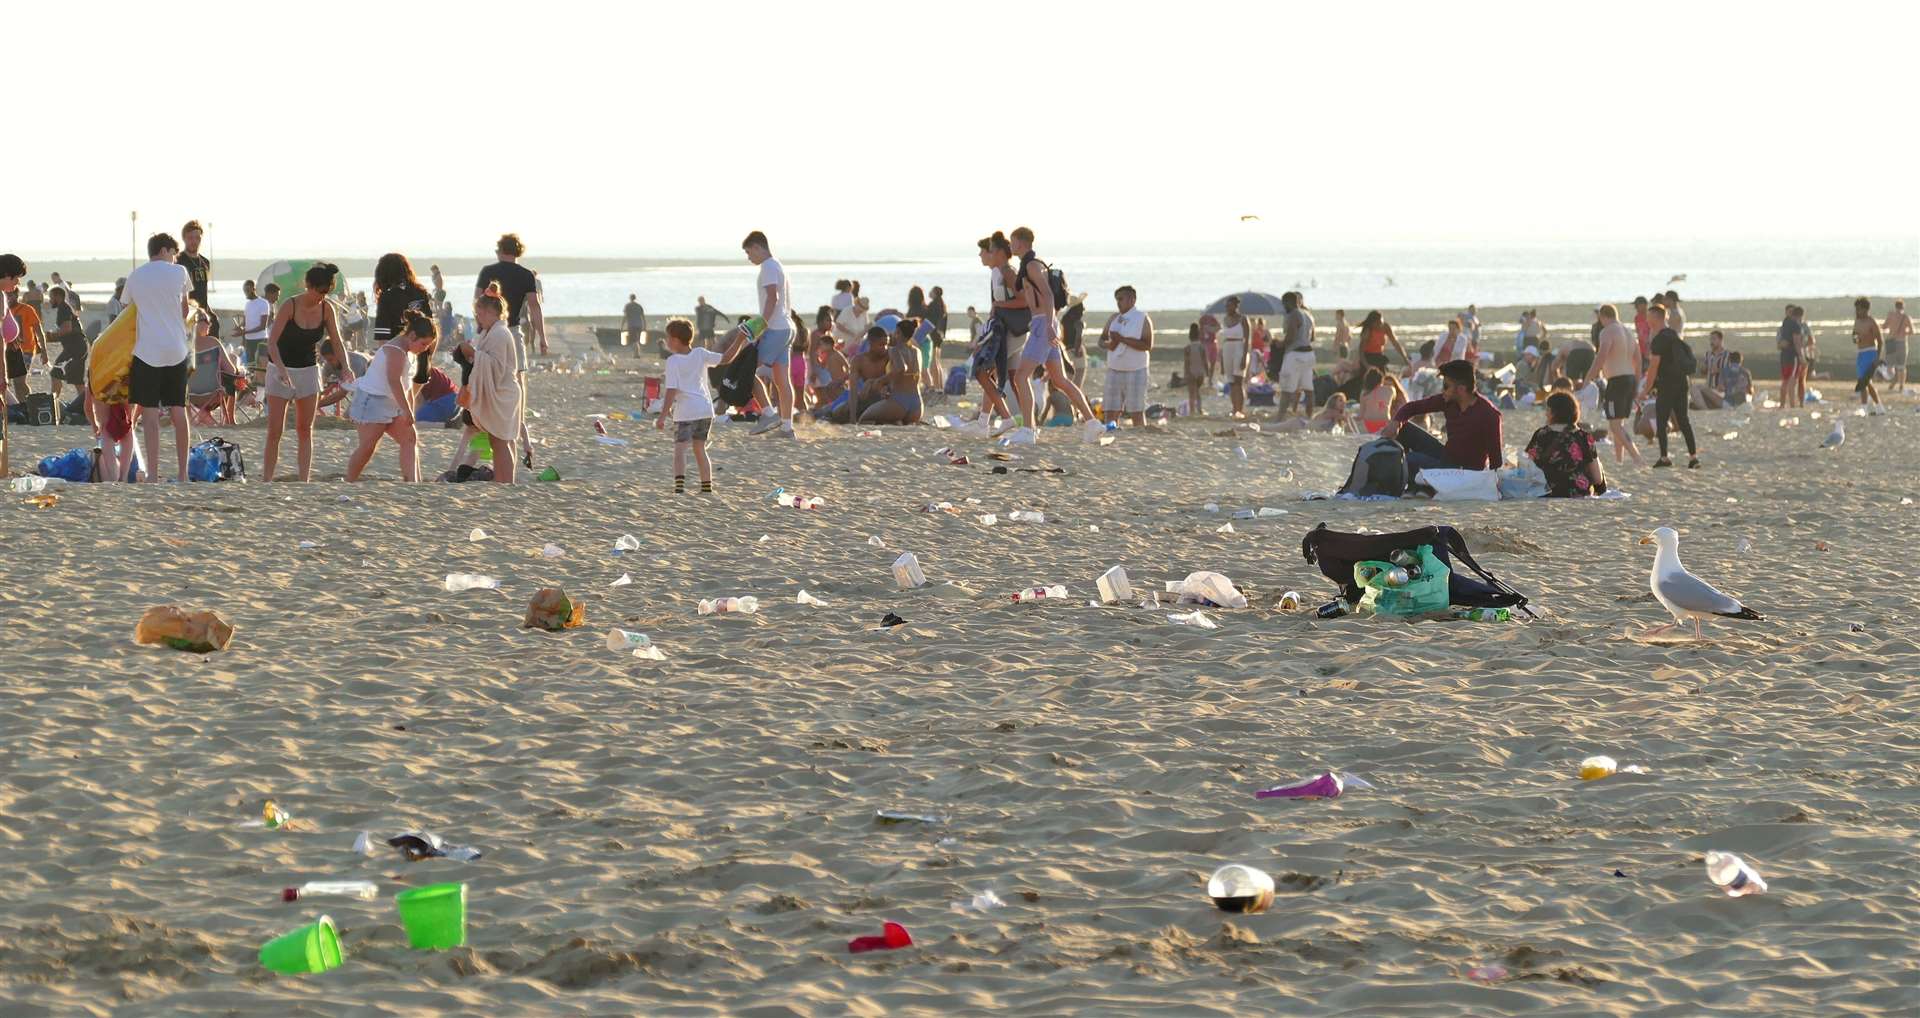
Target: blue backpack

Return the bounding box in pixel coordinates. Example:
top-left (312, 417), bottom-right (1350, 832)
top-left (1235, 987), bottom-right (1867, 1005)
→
top-left (943, 365), bottom-right (969, 395)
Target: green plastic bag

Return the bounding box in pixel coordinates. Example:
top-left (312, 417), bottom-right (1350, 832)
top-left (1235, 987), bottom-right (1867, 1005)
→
top-left (1354, 545), bottom-right (1451, 617)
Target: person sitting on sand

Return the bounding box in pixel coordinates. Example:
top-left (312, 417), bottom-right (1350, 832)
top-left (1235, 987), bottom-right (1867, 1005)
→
top-left (833, 326), bottom-right (892, 424)
top-left (318, 338), bottom-right (372, 415)
top-left (1357, 368), bottom-right (1407, 433)
top-left (1380, 359), bottom-right (1503, 473)
top-left (1525, 390), bottom-right (1606, 497)
top-left (345, 309), bottom-right (436, 482)
top-left (1272, 392), bottom-right (1350, 432)
top-left (859, 317), bottom-right (926, 425)
top-left (807, 332), bottom-right (850, 416)
top-left (1719, 351), bottom-right (1752, 407)
top-left (460, 292), bottom-right (523, 483)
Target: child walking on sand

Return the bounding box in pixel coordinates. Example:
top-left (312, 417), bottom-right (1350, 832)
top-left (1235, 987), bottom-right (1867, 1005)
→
top-left (657, 318), bottom-right (727, 493)
top-left (1183, 323), bottom-right (1207, 416)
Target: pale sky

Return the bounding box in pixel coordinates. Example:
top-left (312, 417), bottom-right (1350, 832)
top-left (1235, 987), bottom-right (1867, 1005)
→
top-left (11, 0), bottom-right (1917, 259)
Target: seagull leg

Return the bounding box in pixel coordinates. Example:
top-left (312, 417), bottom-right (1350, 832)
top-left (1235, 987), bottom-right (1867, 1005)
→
top-left (1693, 617), bottom-right (1705, 640)
top-left (1643, 622), bottom-right (1678, 638)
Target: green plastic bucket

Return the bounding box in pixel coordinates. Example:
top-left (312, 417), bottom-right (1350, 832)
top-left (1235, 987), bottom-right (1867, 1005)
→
top-left (259, 914), bottom-right (344, 974)
top-left (394, 882), bottom-right (467, 950)
top-left (469, 433), bottom-right (493, 457)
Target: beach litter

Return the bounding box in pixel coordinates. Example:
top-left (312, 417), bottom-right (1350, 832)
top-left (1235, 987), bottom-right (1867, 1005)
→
top-left (384, 831), bottom-right (484, 863)
top-left (875, 810), bottom-right (947, 825)
top-left (1705, 851), bottom-right (1766, 896)
top-left (395, 882), bottom-right (469, 950)
top-left (259, 915), bottom-right (343, 975)
top-left (1008, 510), bottom-right (1045, 523)
top-left (869, 535), bottom-right (885, 547)
top-left (1277, 590), bottom-right (1303, 611)
top-left (1167, 610), bottom-right (1217, 629)
top-left (1097, 566), bottom-right (1133, 604)
top-left (611, 573), bottom-right (633, 587)
top-left (240, 799), bottom-right (293, 830)
top-left (952, 890), bottom-right (1006, 913)
top-left (607, 629), bottom-right (653, 652)
top-left (468, 528), bottom-right (490, 542)
top-left (539, 543), bottom-right (566, 559)
top-left (135, 606), bottom-right (235, 653)
top-left (893, 553), bottom-right (927, 589)
top-left (1578, 755), bottom-right (1649, 780)
top-left (25, 493), bottom-right (59, 508)
top-left (878, 612), bottom-right (908, 629)
top-left (698, 596), bottom-right (759, 615)
top-left (847, 921), bottom-right (913, 954)
top-left (1206, 864), bottom-right (1275, 914)
top-left (1255, 771), bottom-right (1374, 800)
top-left (978, 513), bottom-right (998, 526)
top-left (1217, 522), bottom-right (1236, 534)
top-left (1168, 571), bottom-right (1249, 609)
top-left (613, 534), bottom-right (640, 553)
top-left (1464, 962), bottom-right (1510, 983)
top-left (1011, 584), bottom-right (1068, 602)
top-left (524, 588), bottom-right (585, 630)
top-left (797, 589), bottom-right (829, 607)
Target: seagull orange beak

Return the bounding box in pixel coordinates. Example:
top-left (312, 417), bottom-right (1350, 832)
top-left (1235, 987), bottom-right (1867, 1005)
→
top-left (1638, 535), bottom-right (1654, 545)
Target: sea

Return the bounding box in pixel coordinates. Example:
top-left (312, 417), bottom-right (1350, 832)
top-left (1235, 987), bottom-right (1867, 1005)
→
top-left (76, 237), bottom-right (1920, 320)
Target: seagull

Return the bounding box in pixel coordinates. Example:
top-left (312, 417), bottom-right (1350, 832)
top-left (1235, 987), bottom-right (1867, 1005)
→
top-left (1239, 214), bottom-right (1261, 222)
top-left (1638, 527), bottom-right (1763, 639)
top-left (1821, 418), bottom-right (1845, 449)
top-left (1666, 274), bottom-right (1687, 286)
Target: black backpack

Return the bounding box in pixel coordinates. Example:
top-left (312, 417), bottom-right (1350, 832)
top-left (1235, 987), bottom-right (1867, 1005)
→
top-left (1020, 253), bottom-right (1071, 310)
top-left (1671, 336), bottom-right (1698, 376)
top-left (1338, 437), bottom-right (1408, 498)
top-left (708, 344), bottom-right (759, 412)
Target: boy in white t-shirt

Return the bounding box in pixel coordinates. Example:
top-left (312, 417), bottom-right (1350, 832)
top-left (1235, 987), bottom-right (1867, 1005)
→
top-left (656, 318), bottom-right (726, 493)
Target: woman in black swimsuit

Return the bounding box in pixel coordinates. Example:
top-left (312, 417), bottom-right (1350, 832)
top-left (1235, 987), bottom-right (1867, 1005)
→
top-left (263, 262), bottom-right (347, 481)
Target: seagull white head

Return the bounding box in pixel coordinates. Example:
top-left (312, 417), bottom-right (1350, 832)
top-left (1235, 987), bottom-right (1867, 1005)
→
top-left (1639, 526), bottom-right (1680, 552)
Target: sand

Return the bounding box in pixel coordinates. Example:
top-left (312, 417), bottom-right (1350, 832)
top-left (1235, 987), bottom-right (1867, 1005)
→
top-left (1, 345), bottom-right (1916, 1016)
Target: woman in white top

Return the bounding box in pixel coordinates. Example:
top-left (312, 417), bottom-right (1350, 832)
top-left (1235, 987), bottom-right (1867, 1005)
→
top-left (345, 309), bottom-right (436, 482)
top-left (1217, 295), bottom-right (1251, 417)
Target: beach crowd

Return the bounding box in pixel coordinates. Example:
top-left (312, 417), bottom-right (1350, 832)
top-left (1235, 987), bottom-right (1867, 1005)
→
top-left (1, 226), bottom-right (1909, 496)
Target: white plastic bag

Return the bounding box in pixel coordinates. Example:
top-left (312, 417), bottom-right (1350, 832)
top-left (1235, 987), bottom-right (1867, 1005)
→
top-left (1417, 468), bottom-right (1500, 502)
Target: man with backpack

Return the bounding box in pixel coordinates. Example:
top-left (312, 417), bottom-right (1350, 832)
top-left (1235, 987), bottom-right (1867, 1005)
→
top-left (1637, 301), bottom-right (1698, 469)
top-left (1007, 226), bottom-right (1094, 429)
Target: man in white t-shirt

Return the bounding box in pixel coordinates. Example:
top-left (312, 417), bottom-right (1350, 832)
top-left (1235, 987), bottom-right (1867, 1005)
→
top-left (656, 318), bottom-right (730, 493)
top-left (1100, 285), bottom-right (1155, 427)
top-left (241, 279), bottom-right (274, 369)
top-left (741, 230), bottom-right (794, 436)
top-left (123, 232), bottom-right (194, 482)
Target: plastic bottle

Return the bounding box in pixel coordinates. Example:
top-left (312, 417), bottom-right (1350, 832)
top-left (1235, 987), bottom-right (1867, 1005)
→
top-left (1453, 607), bottom-right (1511, 622)
top-left (9, 477), bottom-right (51, 493)
top-left (1704, 850), bottom-right (1767, 896)
top-left (444, 573), bottom-right (500, 592)
top-left (282, 880), bottom-right (378, 902)
top-left (698, 597), bottom-right (759, 615)
top-left (606, 629), bottom-right (653, 651)
top-left (263, 800), bottom-right (291, 829)
top-left (777, 492), bottom-right (823, 509)
top-left (1008, 510), bottom-right (1046, 523)
top-left (1011, 585), bottom-right (1068, 603)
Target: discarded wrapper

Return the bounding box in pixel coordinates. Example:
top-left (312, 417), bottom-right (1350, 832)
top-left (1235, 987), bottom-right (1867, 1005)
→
top-left (135, 606), bottom-right (236, 653)
top-left (524, 587), bottom-right (586, 631)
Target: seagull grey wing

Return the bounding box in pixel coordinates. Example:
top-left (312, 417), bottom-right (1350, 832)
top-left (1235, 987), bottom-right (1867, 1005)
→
top-left (1655, 570), bottom-right (1745, 616)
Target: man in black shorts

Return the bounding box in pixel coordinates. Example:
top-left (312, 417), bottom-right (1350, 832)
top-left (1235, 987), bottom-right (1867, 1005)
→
top-left (124, 233), bottom-right (196, 481)
top-left (1593, 302), bottom-right (1645, 467)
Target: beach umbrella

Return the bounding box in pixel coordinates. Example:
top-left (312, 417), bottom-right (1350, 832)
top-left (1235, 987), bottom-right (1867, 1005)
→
top-left (1204, 291), bottom-right (1287, 316)
top-left (256, 259), bottom-right (350, 299)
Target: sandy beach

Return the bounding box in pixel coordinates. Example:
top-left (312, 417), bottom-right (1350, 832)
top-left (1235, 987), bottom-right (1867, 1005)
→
top-left (1, 339), bottom-right (1917, 1016)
